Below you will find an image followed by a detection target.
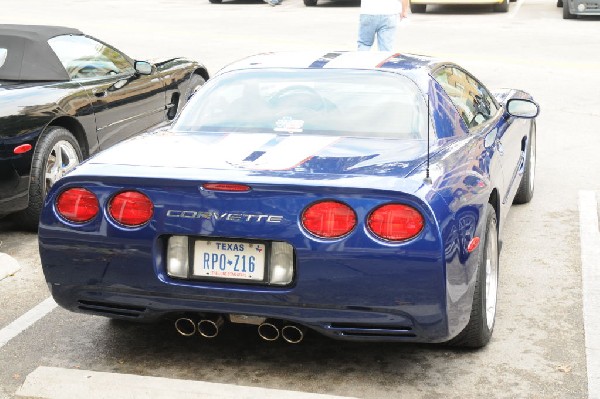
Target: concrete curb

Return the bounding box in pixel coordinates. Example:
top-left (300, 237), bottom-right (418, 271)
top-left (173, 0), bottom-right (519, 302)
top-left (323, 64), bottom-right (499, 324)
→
top-left (0, 252), bottom-right (20, 281)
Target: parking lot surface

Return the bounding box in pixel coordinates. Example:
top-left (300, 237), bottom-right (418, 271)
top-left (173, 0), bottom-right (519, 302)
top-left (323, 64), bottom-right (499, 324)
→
top-left (1, 1), bottom-right (600, 398)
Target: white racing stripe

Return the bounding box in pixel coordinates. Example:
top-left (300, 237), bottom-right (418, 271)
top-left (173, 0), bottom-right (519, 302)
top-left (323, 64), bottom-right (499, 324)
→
top-left (16, 366), bottom-right (360, 399)
top-left (0, 297), bottom-right (57, 349)
top-left (212, 133), bottom-right (277, 161)
top-left (579, 190), bottom-right (600, 399)
top-left (323, 51), bottom-right (396, 69)
top-left (249, 135), bottom-right (339, 170)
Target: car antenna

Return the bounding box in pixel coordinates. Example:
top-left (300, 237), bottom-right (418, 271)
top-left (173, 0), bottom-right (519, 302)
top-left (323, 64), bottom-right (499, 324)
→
top-left (424, 94), bottom-right (433, 185)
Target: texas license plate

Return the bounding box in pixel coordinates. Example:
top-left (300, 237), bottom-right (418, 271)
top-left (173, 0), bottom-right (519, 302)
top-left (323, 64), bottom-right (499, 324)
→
top-left (192, 239), bottom-right (266, 281)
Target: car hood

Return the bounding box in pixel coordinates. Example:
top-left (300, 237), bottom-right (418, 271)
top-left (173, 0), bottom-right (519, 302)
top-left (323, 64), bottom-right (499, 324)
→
top-left (86, 130), bottom-right (428, 179)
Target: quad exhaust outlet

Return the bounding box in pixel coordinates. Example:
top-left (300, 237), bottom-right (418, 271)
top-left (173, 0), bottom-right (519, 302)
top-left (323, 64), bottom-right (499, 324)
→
top-left (198, 315), bottom-right (224, 338)
top-left (174, 314), bottom-right (306, 343)
top-left (281, 324), bottom-right (306, 344)
top-left (257, 321), bottom-right (281, 342)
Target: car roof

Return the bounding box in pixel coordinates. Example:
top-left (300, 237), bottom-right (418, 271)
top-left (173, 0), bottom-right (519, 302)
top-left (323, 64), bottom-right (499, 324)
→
top-left (0, 24), bottom-right (83, 81)
top-left (216, 51), bottom-right (446, 81)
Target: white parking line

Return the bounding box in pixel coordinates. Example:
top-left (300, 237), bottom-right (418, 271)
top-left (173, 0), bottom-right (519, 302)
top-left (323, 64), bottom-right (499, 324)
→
top-left (0, 297), bottom-right (57, 349)
top-left (579, 190), bottom-right (600, 399)
top-left (16, 366), bottom-right (360, 399)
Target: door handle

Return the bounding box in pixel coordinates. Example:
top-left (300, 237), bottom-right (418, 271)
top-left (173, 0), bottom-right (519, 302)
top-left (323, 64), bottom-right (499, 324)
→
top-left (93, 89), bottom-right (107, 98)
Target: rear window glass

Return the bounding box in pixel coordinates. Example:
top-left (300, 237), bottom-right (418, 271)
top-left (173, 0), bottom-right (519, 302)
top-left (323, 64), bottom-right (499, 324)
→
top-left (0, 48), bottom-right (7, 68)
top-left (174, 69), bottom-right (427, 139)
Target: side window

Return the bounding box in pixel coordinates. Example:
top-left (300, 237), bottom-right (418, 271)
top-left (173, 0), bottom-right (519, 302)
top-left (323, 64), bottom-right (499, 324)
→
top-left (464, 72), bottom-right (498, 125)
top-left (433, 67), bottom-right (498, 129)
top-left (48, 35), bottom-right (134, 80)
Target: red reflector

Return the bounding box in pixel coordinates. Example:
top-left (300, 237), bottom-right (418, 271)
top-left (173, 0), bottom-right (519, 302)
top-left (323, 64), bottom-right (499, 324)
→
top-left (13, 144), bottom-right (32, 154)
top-left (109, 191), bottom-right (153, 227)
top-left (302, 201), bottom-right (356, 238)
top-left (56, 188), bottom-right (99, 223)
top-left (467, 237), bottom-right (480, 253)
top-left (202, 183), bottom-right (251, 192)
top-left (367, 204), bottom-right (424, 241)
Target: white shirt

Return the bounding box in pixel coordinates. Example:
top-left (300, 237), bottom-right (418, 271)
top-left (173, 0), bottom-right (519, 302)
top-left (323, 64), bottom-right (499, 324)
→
top-left (360, 0), bottom-right (402, 15)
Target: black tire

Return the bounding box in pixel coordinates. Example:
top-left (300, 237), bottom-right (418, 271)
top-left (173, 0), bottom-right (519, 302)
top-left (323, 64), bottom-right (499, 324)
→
top-left (304, 0), bottom-right (318, 6)
top-left (493, 0), bottom-right (509, 12)
top-left (447, 206), bottom-right (499, 348)
top-left (563, 0), bottom-right (575, 18)
top-left (557, 0), bottom-right (563, 7)
top-left (410, 2), bottom-right (426, 12)
top-left (16, 126), bottom-right (82, 231)
top-left (209, 0), bottom-right (223, 3)
top-left (513, 121), bottom-right (536, 204)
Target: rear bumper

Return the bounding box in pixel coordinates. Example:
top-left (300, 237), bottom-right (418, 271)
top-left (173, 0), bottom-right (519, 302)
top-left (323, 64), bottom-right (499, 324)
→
top-left (39, 177), bottom-right (481, 343)
top-left (41, 232), bottom-right (453, 342)
top-left (48, 284), bottom-right (448, 342)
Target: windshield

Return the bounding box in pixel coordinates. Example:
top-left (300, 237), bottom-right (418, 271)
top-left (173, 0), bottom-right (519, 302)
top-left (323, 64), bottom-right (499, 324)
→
top-left (173, 69), bottom-right (427, 139)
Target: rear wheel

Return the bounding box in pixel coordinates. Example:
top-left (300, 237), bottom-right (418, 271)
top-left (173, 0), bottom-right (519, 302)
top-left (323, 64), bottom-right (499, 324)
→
top-left (17, 126), bottom-right (82, 231)
top-left (209, 0), bottom-right (223, 3)
top-left (410, 2), bottom-right (426, 12)
top-left (447, 206), bottom-right (498, 348)
top-left (557, 0), bottom-right (563, 6)
top-left (304, 0), bottom-right (318, 6)
top-left (513, 121), bottom-right (536, 204)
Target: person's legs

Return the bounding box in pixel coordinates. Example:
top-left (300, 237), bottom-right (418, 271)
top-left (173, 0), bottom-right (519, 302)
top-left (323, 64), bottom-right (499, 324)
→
top-left (376, 14), bottom-right (398, 51)
top-left (357, 14), bottom-right (377, 50)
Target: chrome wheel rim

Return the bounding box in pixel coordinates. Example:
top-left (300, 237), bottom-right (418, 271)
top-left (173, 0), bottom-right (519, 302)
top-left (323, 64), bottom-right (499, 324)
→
top-left (485, 219), bottom-right (499, 330)
top-left (528, 130), bottom-right (536, 193)
top-left (44, 140), bottom-right (80, 195)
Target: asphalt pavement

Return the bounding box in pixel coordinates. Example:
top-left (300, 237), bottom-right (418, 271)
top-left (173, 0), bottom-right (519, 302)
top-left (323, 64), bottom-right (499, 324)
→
top-left (1, 0), bottom-right (600, 398)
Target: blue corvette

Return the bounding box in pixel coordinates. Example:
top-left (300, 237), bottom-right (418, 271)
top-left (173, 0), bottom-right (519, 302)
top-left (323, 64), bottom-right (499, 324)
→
top-left (38, 52), bottom-right (539, 348)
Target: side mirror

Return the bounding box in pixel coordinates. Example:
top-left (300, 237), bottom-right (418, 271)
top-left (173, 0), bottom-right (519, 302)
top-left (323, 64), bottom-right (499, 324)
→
top-left (134, 61), bottom-right (153, 75)
top-left (506, 98), bottom-right (539, 119)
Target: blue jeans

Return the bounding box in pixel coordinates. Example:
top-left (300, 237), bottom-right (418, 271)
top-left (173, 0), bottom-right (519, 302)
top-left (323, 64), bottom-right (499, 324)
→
top-left (357, 14), bottom-right (398, 51)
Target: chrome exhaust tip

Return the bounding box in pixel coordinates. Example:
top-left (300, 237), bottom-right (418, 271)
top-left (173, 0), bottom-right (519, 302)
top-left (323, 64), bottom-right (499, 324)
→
top-left (198, 315), bottom-right (224, 338)
top-left (281, 324), bottom-right (306, 344)
top-left (174, 317), bottom-right (196, 337)
top-left (257, 322), bottom-right (280, 341)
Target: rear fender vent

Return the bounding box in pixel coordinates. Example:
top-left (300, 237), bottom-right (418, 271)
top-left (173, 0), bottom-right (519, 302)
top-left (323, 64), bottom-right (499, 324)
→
top-left (77, 300), bottom-right (147, 318)
top-left (327, 323), bottom-right (415, 338)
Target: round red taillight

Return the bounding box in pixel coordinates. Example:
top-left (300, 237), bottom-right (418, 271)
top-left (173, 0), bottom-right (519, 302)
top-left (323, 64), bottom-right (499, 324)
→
top-left (367, 204), bottom-right (424, 241)
top-left (56, 188), bottom-right (99, 223)
top-left (108, 191), bottom-right (153, 227)
top-left (302, 200), bottom-right (356, 238)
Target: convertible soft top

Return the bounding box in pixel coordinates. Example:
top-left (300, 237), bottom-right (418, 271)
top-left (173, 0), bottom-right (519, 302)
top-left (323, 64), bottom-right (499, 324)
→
top-left (0, 24), bottom-right (83, 81)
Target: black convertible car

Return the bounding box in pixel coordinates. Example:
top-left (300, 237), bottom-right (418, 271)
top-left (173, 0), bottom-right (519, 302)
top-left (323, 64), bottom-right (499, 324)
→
top-left (0, 25), bottom-right (209, 229)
